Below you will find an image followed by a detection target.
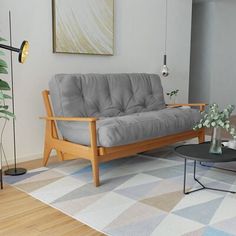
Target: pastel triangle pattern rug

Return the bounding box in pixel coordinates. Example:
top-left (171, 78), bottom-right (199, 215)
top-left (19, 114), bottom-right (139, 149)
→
top-left (4, 141), bottom-right (236, 236)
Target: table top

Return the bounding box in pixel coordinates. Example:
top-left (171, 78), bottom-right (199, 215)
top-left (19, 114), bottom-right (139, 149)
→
top-left (175, 142), bottom-right (236, 163)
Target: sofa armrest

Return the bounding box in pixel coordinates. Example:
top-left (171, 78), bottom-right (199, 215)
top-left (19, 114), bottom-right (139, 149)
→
top-left (40, 116), bottom-right (98, 122)
top-left (40, 116), bottom-right (98, 154)
top-left (166, 103), bottom-right (207, 111)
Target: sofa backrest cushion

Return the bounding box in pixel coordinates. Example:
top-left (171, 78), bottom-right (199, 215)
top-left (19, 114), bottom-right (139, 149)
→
top-left (49, 73), bottom-right (165, 117)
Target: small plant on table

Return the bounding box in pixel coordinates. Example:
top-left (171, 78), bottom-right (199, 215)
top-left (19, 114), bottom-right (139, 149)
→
top-left (193, 103), bottom-right (236, 154)
top-left (166, 89), bottom-right (179, 104)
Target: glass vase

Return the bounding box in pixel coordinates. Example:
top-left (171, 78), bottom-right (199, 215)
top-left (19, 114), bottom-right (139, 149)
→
top-left (170, 95), bottom-right (177, 104)
top-left (209, 127), bottom-right (222, 154)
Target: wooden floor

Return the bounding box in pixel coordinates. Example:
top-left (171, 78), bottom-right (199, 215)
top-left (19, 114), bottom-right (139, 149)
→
top-left (0, 157), bottom-right (104, 236)
top-left (1, 116), bottom-right (236, 235)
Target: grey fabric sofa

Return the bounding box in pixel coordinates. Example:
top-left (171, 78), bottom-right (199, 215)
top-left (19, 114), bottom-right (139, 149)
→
top-left (42, 73), bottom-right (205, 186)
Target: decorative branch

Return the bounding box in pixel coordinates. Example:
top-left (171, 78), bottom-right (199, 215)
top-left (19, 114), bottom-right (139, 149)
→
top-left (193, 103), bottom-right (236, 139)
top-left (166, 89), bottom-right (179, 101)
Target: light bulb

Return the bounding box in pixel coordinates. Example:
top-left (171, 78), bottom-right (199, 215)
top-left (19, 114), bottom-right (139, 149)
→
top-left (161, 54), bottom-right (169, 77)
top-left (161, 64), bottom-right (169, 77)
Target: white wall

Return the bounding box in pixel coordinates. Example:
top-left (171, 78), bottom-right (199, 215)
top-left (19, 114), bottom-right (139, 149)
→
top-left (190, 0), bottom-right (236, 110)
top-left (0, 0), bottom-right (193, 163)
top-left (210, 0), bottom-right (236, 108)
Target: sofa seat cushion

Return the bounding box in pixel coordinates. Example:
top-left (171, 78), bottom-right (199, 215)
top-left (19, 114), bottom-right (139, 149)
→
top-left (59, 108), bottom-right (201, 147)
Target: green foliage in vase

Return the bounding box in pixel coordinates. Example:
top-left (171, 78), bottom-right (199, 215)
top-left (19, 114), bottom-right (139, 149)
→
top-left (0, 37), bottom-right (14, 120)
top-left (193, 103), bottom-right (236, 139)
top-left (166, 89), bottom-right (179, 100)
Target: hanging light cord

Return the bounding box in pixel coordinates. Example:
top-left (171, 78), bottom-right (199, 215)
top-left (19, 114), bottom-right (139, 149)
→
top-left (164, 0), bottom-right (168, 55)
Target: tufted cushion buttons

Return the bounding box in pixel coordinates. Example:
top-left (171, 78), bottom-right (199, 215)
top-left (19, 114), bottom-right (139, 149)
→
top-left (49, 73), bottom-right (166, 118)
top-left (119, 107), bottom-right (125, 113)
top-left (140, 100), bottom-right (146, 108)
top-left (129, 89), bottom-right (134, 97)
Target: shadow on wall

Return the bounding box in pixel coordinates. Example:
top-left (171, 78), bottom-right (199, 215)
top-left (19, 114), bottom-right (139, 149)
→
top-left (189, 0), bottom-right (236, 111)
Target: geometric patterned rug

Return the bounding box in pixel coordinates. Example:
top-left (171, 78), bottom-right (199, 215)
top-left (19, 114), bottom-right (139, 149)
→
top-left (4, 140), bottom-right (236, 236)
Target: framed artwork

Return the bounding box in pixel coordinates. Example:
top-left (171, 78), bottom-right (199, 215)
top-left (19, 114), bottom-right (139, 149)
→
top-left (52, 0), bottom-right (114, 55)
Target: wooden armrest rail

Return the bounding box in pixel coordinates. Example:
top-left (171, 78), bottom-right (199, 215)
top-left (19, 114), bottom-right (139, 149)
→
top-left (40, 116), bottom-right (98, 122)
top-left (167, 103), bottom-right (207, 112)
top-left (167, 103), bottom-right (207, 107)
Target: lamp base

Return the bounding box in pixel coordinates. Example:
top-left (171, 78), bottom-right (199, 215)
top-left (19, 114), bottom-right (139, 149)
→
top-left (4, 167), bottom-right (27, 176)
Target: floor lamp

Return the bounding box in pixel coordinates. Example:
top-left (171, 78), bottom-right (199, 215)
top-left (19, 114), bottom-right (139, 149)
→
top-left (0, 11), bottom-right (29, 176)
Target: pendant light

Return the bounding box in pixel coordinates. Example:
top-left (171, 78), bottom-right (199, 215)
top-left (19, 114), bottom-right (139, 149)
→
top-left (161, 0), bottom-right (169, 77)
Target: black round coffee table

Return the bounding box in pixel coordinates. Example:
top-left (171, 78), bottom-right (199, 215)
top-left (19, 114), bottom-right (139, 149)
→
top-left (175, 142), bottom-right (236, 194)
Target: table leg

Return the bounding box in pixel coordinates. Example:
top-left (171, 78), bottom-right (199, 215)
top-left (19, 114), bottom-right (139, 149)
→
top-left (183, 160), bottom-right (235, 195)
top-left (194, 160), bottom-right (196, 180)
top-left (183, 159), bottom-right (187, 194)
top-left (183, 160), bottom-right (205, 195)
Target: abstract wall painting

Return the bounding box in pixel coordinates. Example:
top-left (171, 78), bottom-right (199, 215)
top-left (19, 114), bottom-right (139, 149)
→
top-left (52, 0), bottom-right (114, 55)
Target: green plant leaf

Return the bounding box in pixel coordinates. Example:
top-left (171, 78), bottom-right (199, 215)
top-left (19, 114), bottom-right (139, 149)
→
top-left (0, 37), bottom-right (6, 42)
top-left (0, 109), bottom-right (15, 118)
top-left (0, 105), bottom-right (8, 109)
top-left (211, 121), bottom-right (216, 127)
top-left (0, 91), bottom-right (4, 100)
top-left (0, 80), bottom-right (10, 90)
top-left (0, 115), bottom-right (9, 120)
top-left (3, 94), bottom-right (11, 99)
top-left (0, 67), bottom-right (8, 74)
top-left (193, 103), bottom-right (236, 135)
top-left (0, 59), bottom-right (7, 68)
top-left (0, 91), bottom-right (11, 100)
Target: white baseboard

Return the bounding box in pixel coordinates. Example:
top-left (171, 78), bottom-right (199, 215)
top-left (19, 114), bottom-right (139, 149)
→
top-left (2, 150), bottom-right (56, 167)
top-left (2, 135), bottom-right (211, 167)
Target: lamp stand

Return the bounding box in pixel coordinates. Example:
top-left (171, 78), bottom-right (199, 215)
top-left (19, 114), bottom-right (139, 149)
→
top-left (4, 11), bottom-right (27, 176)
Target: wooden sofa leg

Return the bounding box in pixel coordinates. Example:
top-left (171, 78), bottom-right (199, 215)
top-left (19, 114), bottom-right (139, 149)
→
top-left (43, 145), bottom-right (52, 166)
top-left (198, 129), bottom-right (205, 144)
top-left (56, 150), bottom-right (64, 161)
top-left (91, 158), bottom-right (100, 187)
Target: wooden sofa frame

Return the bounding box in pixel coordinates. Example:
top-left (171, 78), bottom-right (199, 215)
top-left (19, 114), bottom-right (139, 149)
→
top-left (41, 90), bottom-right (206, 187)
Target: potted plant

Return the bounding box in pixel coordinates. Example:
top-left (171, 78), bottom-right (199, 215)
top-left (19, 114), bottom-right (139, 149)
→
top-left (193, 103), bottom-right (236, 154)
top-left (0, 37), bottom-right (14, 120)
top-left (166, 89), bottom-right (179, 104)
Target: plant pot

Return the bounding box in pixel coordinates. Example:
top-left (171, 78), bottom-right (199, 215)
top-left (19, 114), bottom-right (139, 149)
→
top-left (209, 127), bottom-right (222, 154)
top-left (170, 95), bottom-right (177, 104)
